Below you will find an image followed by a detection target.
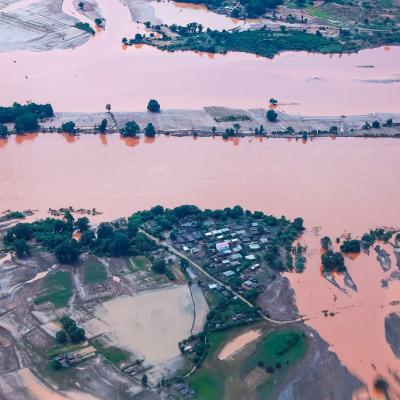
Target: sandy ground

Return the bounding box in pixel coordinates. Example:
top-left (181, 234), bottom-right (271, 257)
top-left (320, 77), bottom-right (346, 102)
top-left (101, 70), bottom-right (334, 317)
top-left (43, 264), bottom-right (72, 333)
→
top-left (385, 312), bottom-right (400, 359)
top-left (0, 0), bottom-right (100, 52)
top-left (41, 109), bottom-right (400, 136)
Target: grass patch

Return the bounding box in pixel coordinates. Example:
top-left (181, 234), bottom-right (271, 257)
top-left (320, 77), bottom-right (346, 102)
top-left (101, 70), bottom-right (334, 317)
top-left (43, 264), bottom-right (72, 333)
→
top-left (307, 7), bottom-right (329, 18)
top-left (128, 256), bottom-right (151, 272)
top-left (45, 343), bottom-right (86, 358)
top-left (91, 341), bottom-right (129, 364)
top-left (34, 271), bottom-right (72, 308)
top-left (189, 370), bottom-right (224, 400)
top-left (83, 262), bottom-right (107, 285)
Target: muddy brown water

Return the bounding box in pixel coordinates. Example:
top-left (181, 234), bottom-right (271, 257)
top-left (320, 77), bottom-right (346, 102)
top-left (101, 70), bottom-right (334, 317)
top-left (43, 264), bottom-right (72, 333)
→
top-left (0, 0), bottom-right (399, 115)
top-left (0, 134), bottom-right (399, 396)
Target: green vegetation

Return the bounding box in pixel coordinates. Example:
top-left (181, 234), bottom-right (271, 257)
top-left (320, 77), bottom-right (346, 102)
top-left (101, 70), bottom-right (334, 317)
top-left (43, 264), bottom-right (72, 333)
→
top-left (61, 121), bottom-right (76, 134)
top-left (0, 123), bottom-right (8, 137)
top-left (361, 228), bottom-right (395, 249)
top-left (144, 122), bottom-right (156, 137)
top-left (34, 271), bottom-right (73, 308)
top-left (14, 112), bottom-right (39, 133)
top-left (83, 262), bottom-right (107, 284)
top-left (91, 341), bottom-right (129, 364)
top-left (147, 99), bottom-right (161, 113)
top-left (340, 239), bottom-right (361, 253)
top-left (320, 236), bottom-right (332, 250)
top-left (214, 115), bottom-right (251, 123)
top-left (97, 118), bottom-right (108, 133)
top-left (266, 109), bottom-right (278, 122)
top-left (321, 249), bottom-right (346, 273)
top-left (57, 316), bottom-right (86, 344)
top-left (148, 26), bottom-right (351, 59)
top-left (120, 121), bottom-right (140, 137)
top-left (0, 102), bottom-right (54, 124)
top-left (74, 22), bottom-right (95, 35)
top-left (4, 211), bottom-right (25, 220)
top-left (190, 370), bottom-right (224, 400)
top-left (128, 255), bottom-right (152, 271)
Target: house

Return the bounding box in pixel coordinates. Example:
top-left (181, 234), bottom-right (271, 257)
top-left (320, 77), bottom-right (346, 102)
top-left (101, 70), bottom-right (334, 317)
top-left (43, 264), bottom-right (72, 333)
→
top-left (223, 270), bottom-right (235, 277)
top-left (216, 241), bottom-right (230, 252)
top-left (208, 283), bottom-right (218, 290)
top-left (232, 245), bottom-right (243, 253)
top-left (222, 259), bottom-right (230, 265)
top-left (251, 222), bottom-right (259, 227)
top-left (231, 253), bottom-right (243, 260)
top-left (250, 263), bottom-right (260, 271)
top-left (245, 254), bottom-right (256, 261)
top-left (249, 243), bottom-right (261, 250)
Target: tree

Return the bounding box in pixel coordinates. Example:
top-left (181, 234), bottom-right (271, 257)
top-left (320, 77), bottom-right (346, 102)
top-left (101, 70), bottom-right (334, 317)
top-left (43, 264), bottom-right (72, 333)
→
top-left (152, 259), bottom-right (166, 274)
top-left (110, 233), bottom-right (130, 256)
top-left (49, 359), bottom-right (63, 370)
top-left (233, 123), bottom-right (241, 134)
top-left (266, 109), bottom-right (278, 122)
top-left (321, 249), bottom-right (345, 272)
top-left (105, 104), bottom-right (112, 112)
top-left (14, 113), bottom-right (39, 133)
top-left (14, 239), bottom-right (30, 258)
top-left (55, 240), bottom-right (80, 264)
top-left (61, 121), bottom-right (76, 134)
top-left (372, 120), bottom-right (380, 129)
top-left (141, 374), bottom-right (148, 386)
top-left (56, 330), bottom-right (67, 344)
top-left (340, 239), bottom-right (361, 253)
top-left (121, 121), bottom-right (140, 137)
top-left (80, 230), bottom-right (95, 246)
top-left (95, 18), bottom-right (103, 27)
top-left (147, 99), bottom-right (160, 113)
top-left (329, 126), bottom-right (338, 134)
top-left (320, 236), bottom-right (332, 251)
top-left (269, 98), bottom-right (278, 105)
top-left (144, 122), bottom-right (156, 137)
top-left (293, 217), bottom-right (304, 231)
top-left (60, 316), bottom-right (76, 330)
top-left (69, 327), bottom-right (86, 343)
top-left (78, 1), bottom-right (84, 10)
top-left (0, 123), bottom-right (8, 137)
top-left (98, 118), bottom-right (107, 133)
top-left (97, 223), bottom-right (114, 239)
top-left (76, 217), bottom-right (89, 232)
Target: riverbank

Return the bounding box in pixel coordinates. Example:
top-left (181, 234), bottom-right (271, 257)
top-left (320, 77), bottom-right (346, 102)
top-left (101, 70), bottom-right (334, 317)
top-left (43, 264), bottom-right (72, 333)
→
top-left (23, 109), bottom-right (400, 138)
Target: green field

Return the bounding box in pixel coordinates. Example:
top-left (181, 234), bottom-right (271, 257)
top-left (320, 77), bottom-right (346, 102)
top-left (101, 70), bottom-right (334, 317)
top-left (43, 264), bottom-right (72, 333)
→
top-left (83, 262), bottom-right (107, 285)
top-left (34, 271), bottom-right (73, 308)
top-left (189, 327), bottom-right (307, 400)
top-left (128, 256), bottom-right (151, 272)
top-left (91, 341), bottom-right (129, 365)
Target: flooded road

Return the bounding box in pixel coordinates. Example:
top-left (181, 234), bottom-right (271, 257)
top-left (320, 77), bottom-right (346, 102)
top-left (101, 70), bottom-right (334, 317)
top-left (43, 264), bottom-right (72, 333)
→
top-left (0, 0), bottom-right (399, 114)
top-left (0, 133), bottom-right (399, 396)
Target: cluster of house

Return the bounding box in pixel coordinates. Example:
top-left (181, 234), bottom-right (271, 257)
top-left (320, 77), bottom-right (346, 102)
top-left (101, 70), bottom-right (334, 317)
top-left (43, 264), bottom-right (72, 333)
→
top-left (53, 346), bottom-right (96, 368)
top-left (171, 218), bottom-right (273, 292)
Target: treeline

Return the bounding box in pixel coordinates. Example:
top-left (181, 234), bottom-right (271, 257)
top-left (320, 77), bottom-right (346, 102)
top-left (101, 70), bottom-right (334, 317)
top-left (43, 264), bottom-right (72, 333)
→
top-left (3, 212), bottom-right (157, 264)
top-left (0, 102), bottom-right (54, 135)
top-left (155, 26), bottom-right (348, 59)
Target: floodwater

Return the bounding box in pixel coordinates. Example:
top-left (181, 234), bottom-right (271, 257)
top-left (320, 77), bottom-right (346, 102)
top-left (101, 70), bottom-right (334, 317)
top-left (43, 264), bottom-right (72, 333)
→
top-left (0, 0), bottom-right (399, 114)
top-left (218, 329), bottom-right (262, 360)
top-left (1, 134), bottom-right (399, 395)
top-left (148, 1), bottom-right (242, 30)
top-left (94, 285), bottom-right (204, 364)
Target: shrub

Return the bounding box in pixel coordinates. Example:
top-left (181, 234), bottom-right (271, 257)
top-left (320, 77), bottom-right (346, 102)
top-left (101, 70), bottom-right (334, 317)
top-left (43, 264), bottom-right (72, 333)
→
top-left (144, 122), bottom-right (156, 137)
top-left (14, 113), bottom-right (39, 133)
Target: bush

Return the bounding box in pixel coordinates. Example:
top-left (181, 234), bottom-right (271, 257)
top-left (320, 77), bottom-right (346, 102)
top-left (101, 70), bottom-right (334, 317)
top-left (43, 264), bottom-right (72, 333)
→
top-left (61, 121), bottom-right (76, 134)
top-left (147, 99), bottom-right (161, 113)
top-left (0, 123), bottom-right (8, 137)
top-left (340, 239), bottom-right (361, 253)
top-left (74, 22), bottom-right (95, 35)
top-left (121, 121), bottom-right (140, 137)
top-left (144, 122), bottom-right (156, 137)
top-left (266, 109), bottom-right (278, 122)
top-left (98, 118), bottom-right (107, 133)
top-left (14, 113), bottom-right (39, 133)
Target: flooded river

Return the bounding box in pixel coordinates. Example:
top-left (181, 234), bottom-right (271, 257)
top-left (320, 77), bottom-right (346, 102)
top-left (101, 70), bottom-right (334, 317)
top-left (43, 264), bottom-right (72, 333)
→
top-left (0, 134), bottom-right (399, 396)
top-left (0, 0), bottom-right (399, 114)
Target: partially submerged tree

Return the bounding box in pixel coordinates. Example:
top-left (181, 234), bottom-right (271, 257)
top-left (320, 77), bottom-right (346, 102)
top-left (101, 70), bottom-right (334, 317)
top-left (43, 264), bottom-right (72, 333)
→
top-left (144, 122), bottom-right (156, 137)
top-left (121, 121), bottom-right (140, 137)
top-left (266, 109), bottom-right (278, 122)
top-left (147, 99), bottom-right (161, 113)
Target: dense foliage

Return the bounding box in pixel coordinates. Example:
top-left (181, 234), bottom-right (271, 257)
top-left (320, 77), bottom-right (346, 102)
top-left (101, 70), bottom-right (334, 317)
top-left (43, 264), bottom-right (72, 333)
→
top-left (321, 249), bottom-right (346, 272)
top-left (340, 239), bottom-right (361, 253)
top-left (0, 102), bottom-right (54, 123)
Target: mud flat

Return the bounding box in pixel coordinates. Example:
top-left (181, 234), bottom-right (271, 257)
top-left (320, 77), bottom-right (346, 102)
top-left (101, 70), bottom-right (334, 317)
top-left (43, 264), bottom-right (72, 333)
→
top-left (40, 109), bottom-right (400, 137)
top-left (218, 329), bottom-right (262, 360)
top-left (385, 313), bottom-right (400, 359)
top-left (0, 0), bottom-right (97, 52)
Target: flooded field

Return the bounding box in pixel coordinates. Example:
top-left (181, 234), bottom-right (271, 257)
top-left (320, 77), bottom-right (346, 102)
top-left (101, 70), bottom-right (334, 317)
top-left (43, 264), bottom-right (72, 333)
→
top-left (0, 0), bottom-right (399, 114)
top-left (0, 133), bottom-right (399, 395)
top-left (94, 285), bottom-right (203, 364)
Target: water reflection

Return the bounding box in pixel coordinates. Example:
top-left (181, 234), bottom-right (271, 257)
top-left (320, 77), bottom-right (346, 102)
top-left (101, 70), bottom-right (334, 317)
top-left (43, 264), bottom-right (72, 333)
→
top-left (14, 132), bottom-right (38, 144)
